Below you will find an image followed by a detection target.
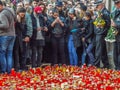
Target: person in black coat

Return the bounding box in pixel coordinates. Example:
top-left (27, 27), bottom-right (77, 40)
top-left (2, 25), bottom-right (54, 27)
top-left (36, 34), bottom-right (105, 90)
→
top-left (48, 9), bottom-right (66, 65)
top-left (66, 8), bottom-right (81, 66)
top-left (81, 11), bottom-right (95, 66)
top-left (93, 0), bottom-right (110, 68)
top-left (13, 7), bottom-right (26, 71)
top-left (30, 6), bottom-right (48, 68)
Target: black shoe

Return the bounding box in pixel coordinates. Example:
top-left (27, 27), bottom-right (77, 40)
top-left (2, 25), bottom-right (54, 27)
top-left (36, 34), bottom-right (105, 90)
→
top-left (102, 65), bottom-right (110, 69)
top-left (26, 58), bottom-right (31, 65)
top-left (20, 66), bottom-right (28, 71)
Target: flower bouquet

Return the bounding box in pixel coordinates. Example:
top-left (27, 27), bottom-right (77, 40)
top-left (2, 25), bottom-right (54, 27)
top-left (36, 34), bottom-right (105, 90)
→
top-left (105, 26), bottom-right (116, 42)
top-left (93, 11), bottom-right (106, 28)
top-left (105, 15), bottom-right (117, 43)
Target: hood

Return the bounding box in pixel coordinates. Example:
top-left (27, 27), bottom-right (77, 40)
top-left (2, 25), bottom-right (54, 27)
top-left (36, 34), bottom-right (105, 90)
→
top-left (3, 7), bottom-right (16, 21)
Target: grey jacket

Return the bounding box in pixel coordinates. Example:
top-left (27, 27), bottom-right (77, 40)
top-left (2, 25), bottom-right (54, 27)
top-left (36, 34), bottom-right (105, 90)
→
top-left (0, 7), bottom-right (16, 36)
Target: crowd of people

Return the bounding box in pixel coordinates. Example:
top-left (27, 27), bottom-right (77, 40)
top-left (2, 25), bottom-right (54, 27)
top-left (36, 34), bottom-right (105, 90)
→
top-left (0, 0), bottom-right (120, 73)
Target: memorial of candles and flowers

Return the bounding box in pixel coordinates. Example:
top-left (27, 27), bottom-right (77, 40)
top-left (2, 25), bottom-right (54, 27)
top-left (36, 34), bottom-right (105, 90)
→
top-left (0, 64), bottom-right (120, 90)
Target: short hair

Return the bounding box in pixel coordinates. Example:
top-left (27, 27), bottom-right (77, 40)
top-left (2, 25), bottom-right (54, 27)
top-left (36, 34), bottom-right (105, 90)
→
top-left (80, 5), bottom-right (87, 11)
top-left (0, 0), bottom-right (3, 6)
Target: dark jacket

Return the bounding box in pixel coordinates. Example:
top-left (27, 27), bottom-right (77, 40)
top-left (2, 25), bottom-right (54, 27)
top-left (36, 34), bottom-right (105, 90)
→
top-left (31, 13), bottom-right (46, 40)
top-left (111, 9), bottom-right (120, 42)
top-left (31, 13), bottom-right (46, 46)
top-left (14, 21), bottom-right (25, 53)
top-left (83, 19), bottom-right (95, 44)
top-left (66, 17), bottom-right (81, 48)
top-left (94, 7), bottom-right (111, 36)
top-left (17, 13), bottom-right (32, 39)
top-left (48, 16), bottom-right (66, 38)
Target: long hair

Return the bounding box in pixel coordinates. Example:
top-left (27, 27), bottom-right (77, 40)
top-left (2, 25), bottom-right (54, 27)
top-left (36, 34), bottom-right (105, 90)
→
top-left (38, 2), bottom-right (47, 15)
top-left (16, 7), bottom-right (26, 23)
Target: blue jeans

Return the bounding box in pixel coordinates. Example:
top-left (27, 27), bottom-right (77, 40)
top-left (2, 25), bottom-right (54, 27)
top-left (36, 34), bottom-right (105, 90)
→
top-left (86, 43), bottom-right (95, 65)
top-left (82, 43), bottom-right (95, 65)
top-left (0, 36), bottom-right (15, 73)
top-left (68, 35), bottom-right (78, 65)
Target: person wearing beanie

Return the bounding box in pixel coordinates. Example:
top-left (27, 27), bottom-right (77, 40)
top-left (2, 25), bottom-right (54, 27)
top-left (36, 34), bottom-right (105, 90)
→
top-left (80, 4), bottom-right (87, 11)
top-left (48, 9), bottom-right (66, 65)
top-left (34, 6), bottom-right (42, 14)
top-left (111, 0), bottom-right (120, 70)
top-left (0, 0), bottom-right (16, 73)
top-left (65, 8), bottom-right (81, 66)
top-left (68, 8), bottom-right (75, 15)
top-left (30, 6), bottom-right (48, 68)
top-left (55, 1), bottom-right (63, 7)
top-left (54, 1), bottom-right (65, 17)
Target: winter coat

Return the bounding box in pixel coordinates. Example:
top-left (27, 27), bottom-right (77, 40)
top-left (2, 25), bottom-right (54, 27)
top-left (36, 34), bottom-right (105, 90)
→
top-left (30, 13), bottom-right (46, 46)
top-left (0, 7), bottom-right (16, 36)
top-left (48, 16), bottom-right (66, 38)
top-left (94, 7), bottom-right (111, 36)
top-left (66, 17), bottom-right (81, 48)
top-left (83, 19), bottom-right (95, 44)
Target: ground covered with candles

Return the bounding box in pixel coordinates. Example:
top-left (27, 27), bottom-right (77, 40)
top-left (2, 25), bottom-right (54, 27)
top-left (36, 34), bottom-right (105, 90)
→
top-left (0, 65), bottom-right (120, 90)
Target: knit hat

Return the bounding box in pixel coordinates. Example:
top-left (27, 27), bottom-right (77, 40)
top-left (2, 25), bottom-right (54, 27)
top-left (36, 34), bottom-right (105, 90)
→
top-left (55, 1), bottom-right (63, 7)
top-left (68, 8), bottom-right (75, 14)
top-left (34, 6), bottom-right (42, 14)
top-left (80, 5), bottom-right (87, 11)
